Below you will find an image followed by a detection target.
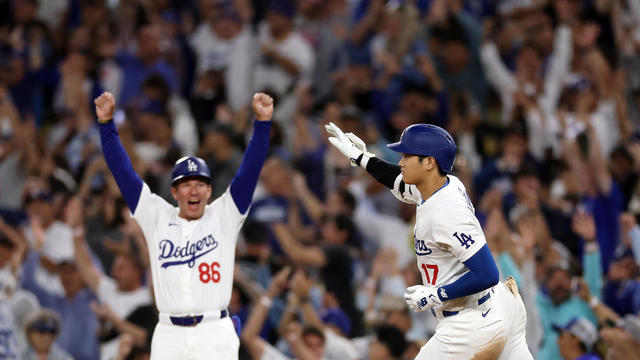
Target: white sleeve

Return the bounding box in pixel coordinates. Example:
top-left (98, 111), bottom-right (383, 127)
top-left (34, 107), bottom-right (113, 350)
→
top-left (96, 275), bottom-right (117, 305)
top-left (540, 26), bottom-right (572, 113)
top-left (259, 343), bottom-right (291, 360)
top-left (479, 42), bottom-right (518, 95)
top-left (169, 98), bottom-right (199, 156)
top-left (210, 187), bottom-right (248, 241)
top-left (432, 212), bottom-right (487, 263)
top-left (131, 183), bottom-right (174, 246)
top-left (390, 174), bottom-right (422, 205)
top-left (289, 38), bottom-right (314, 81)
top-left (323, 329), bottom-right (360, 360)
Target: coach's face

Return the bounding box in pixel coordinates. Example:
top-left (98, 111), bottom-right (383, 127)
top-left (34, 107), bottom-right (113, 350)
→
top-left (171, 178), bottom-right (212, 220)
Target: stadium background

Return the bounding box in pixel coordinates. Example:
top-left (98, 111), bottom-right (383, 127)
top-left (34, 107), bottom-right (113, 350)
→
top-left (1, 0), bottom-right (640, 359)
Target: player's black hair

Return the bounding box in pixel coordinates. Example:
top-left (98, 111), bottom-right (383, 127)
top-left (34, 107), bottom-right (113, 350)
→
top-left (418, 156), bottom-right (447, 176)
top-left (302, 325), bottom-right (326, 343)
top-left (374, 324), bottom-right (407, 358)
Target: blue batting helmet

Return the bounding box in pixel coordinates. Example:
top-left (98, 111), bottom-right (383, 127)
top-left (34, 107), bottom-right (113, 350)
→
top-left (171, 156), bottom-right (211, 185)
top-left (387, 124), bottom-right (457, 173)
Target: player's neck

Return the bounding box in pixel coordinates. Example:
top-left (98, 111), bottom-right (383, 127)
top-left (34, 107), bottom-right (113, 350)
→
top-left (417, 173), bottom-right (448, 202)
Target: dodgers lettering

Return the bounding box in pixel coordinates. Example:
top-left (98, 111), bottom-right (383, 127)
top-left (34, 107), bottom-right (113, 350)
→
top-left (414, 234), bottom-right (432, 256)
top-left (159, 234), bottom-right (219, 268)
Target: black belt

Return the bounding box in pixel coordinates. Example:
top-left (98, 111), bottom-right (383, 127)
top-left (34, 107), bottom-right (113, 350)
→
top-left (170, 309), bottom-right (228, 326)
top-left (432, 292), bottom-right (491, 318)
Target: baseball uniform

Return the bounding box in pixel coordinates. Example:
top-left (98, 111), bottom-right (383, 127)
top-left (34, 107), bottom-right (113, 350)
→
top-left (325, 122), bottom-right (532, 359)
top-left (99, 118), bottom-right (271, 360)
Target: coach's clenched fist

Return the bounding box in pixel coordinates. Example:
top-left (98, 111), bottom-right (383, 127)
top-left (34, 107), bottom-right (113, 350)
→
top-left (251, 93), bottom-right (273, 121)
top-left (94, 92), bottom-right (116, 123)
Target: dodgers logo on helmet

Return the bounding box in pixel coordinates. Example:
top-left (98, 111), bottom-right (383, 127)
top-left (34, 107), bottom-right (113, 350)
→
top-left (171, 156), bottom-right (211, 184)
top-left (387, 124), bottom-right (457, 173)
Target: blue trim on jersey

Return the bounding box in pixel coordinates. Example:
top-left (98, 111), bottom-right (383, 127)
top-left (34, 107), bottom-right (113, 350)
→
top-left (230, 120), bottom-right (271, 214)
top-left (99, 121), bottom-right (143, 213)
top-left (421, 177), bottom-right (450, 204)
top-left (438, 244), bottom-right (499, 301)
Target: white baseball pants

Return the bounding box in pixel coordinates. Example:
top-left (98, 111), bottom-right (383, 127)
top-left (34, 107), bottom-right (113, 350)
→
top-left (150, 316), bottom-right (239, 360)
top-left (415, 281), bottom-right (533, 359)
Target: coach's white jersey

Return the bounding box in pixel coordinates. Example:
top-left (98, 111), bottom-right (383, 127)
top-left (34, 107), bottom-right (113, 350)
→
top-left (392, 175), bottom-right (487, 311)
top-left (132, 183), bottom-right (246, 315)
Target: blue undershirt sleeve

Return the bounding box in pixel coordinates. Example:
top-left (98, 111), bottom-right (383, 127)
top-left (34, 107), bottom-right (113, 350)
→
top-left (230, 120), bottom-right (271, 214)
top-left (439, 244), bottom-right (499, 301)
top-left (99, 121), bottom-right (143, 213)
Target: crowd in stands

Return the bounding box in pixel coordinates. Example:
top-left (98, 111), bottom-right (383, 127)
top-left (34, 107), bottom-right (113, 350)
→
top-left (3, 0), bottom-right (640, 359)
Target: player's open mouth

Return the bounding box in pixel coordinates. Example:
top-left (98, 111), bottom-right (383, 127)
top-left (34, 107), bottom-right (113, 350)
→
top-left (188, 200), bottom-right (200, 207)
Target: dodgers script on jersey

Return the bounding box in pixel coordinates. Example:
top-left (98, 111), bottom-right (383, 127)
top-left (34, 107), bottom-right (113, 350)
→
top-left (132, 183), bottom-right (245, 315)
top-left (392, 175), bottom-right (488, 311)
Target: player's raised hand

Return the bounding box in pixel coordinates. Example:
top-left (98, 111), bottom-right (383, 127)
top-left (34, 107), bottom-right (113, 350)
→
top-left (325, 122), bottom-right (365, 165)
top-left (404, 285), bottom-right (443, 312)
top-left (94, 92), bottom-right (116, 123)
top-left (251, 93), bottom-right (274, 121)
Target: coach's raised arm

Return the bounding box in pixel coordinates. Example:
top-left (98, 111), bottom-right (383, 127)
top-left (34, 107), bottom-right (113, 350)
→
top-left (95, 92), bottom-right (144, 213)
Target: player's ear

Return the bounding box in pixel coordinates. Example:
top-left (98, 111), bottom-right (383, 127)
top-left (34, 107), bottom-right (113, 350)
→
top-left (170, 185), bottom-right (178, 201)
top-left (206, 183), bottom-right (212, 200)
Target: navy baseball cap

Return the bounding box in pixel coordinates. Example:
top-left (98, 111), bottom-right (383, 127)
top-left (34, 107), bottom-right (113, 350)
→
top-left (139, 98), bottom-right (167, 117)
top-left (321, 308), bottom-right (351, 336)
top-left (171, 156), bottom-right (211, 185)
top-left (268, 0), bottom-right (296, 18)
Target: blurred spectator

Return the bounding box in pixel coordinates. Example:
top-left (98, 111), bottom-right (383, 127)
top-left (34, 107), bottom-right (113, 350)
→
top-left (241, 267), bottom-right (327, 360)
top-left (536, 224), bottom-right (603, 360)
top-left (198, 123), bottom-right (243, 198)
top-left (140, 74), bottom-right (198, 157)
top-left (0, 297), bottom-right (19, 359)
top-left (602, 247), bottom-right (640, 317)
top-left (554, 317), bottom-right (601, 360)
top-left (367, 324), bottom-right (407, 360)
top-left (190, 0), bottom-right (253, 111)
top-left (20, 252), bottom-right (99, 360)
top-left (22, 309), bottom-right (72, 360)
top-left (6, 0), bottom-right (640, 358)
top-left (272, 215), bottom-right (362, 336)
top-left (67, 197), bottom-right (150, 359)
top-left (116, 24), bottom-right (178, 107)
top-left (22, 190), bottom-right (74, 296)
top-left (254, 0), bottom-right (314, 99)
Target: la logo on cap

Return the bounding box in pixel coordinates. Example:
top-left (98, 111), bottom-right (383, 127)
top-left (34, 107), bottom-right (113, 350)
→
top-left (188, 160), bottom-right (198, 172)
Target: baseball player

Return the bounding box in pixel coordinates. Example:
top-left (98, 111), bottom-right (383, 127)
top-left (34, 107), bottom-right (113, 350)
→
top-left (326, 123), bottom-right (533, 359)
top-left (94, 91), bottom-right (273, 359)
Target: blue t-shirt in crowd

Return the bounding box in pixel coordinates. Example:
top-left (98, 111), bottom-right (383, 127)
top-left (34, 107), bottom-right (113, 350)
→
top-left (581, 182), bottom-right (624, 273)
top-left (115, 51), bottom-right (178, 106)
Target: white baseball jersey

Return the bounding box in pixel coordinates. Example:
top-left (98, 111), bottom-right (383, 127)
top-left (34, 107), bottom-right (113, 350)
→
top-left (132, 183), bottom-right (245, 315)
top-left (391, 175), bottom-right (488, 310)
top-left (391, 174), bottom-right (533, 359)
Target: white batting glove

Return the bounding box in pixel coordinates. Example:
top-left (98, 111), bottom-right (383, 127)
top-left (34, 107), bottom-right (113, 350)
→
top-left (325, 122), bottom-right (374, 167)
top-left (404, 285), bottom-right (443, 312)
